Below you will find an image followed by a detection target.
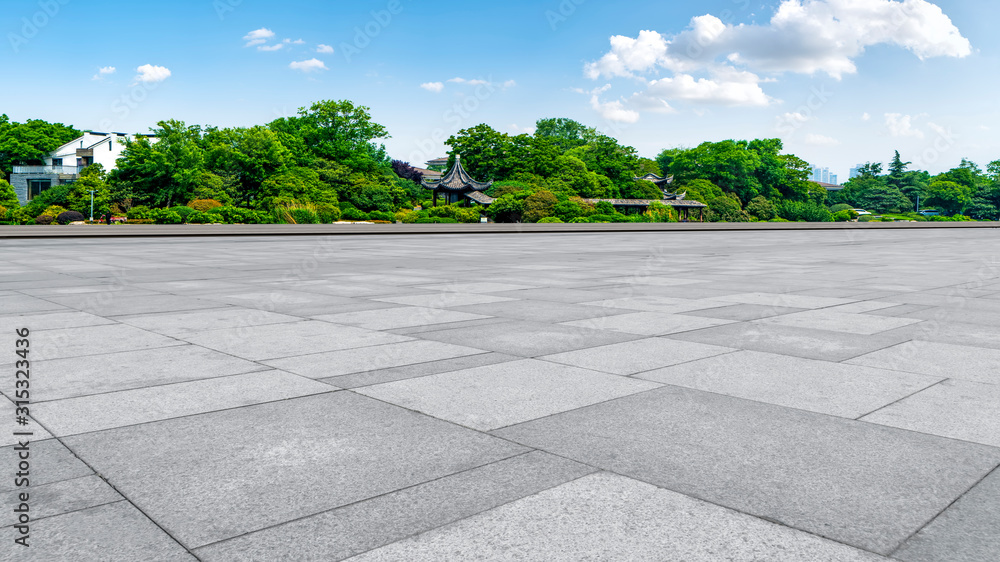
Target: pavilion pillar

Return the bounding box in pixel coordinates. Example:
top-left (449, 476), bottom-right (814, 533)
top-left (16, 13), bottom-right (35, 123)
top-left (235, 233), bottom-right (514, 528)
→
top-left (432, 190), bottom-right (438, 207)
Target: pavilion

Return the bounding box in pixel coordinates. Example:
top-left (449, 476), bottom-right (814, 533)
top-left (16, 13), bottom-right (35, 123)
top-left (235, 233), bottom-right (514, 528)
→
top-left (421, 155), bottom-right (494, 207)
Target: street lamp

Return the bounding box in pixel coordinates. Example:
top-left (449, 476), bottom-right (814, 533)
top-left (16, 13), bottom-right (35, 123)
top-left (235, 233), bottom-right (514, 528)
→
top-left (89, 190), bottom-right (96, 221)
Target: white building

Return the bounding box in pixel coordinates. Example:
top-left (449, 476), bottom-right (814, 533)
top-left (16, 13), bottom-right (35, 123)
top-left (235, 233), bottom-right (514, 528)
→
top-left (10, 131), bottom-right (154, 205)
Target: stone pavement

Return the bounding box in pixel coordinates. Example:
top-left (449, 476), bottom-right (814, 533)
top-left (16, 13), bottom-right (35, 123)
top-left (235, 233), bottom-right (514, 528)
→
top-left (1, 228), bottom-right (999, 561)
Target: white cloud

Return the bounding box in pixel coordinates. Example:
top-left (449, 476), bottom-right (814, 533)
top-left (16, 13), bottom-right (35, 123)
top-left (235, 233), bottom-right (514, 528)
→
top-left (317, 44), bottom-right (335, 54)
top-left (243, 28), bottom-right (275, 47)
top-left (805, 133), bottom-right (841, 146)
top-left (589, 85), bottom-right (640, 123)
top-left (258, 44), bottom-right (284, 52)
top-left (862, 112), bottom-right (871, 121)
top-left (92, 66), bottom-right (116, 80)
top-left (584, 1), bottom-right (971, 119)
top-left (289, 58), bottom-right (328, 73)
top-left (292, 39), bottom-right (305, 45)
top-left (782, 111), bottom-right (811, 124)
top-left (448, 77), bottom-right (491, 86)
top-left (420, 82), bottom-right (445, 93)
top-left (503, 79), bottom-right (517, 88)
top-left (885, 113), bottom-right (925, 138)
top-left (134, 64), bottom-right (171, 83)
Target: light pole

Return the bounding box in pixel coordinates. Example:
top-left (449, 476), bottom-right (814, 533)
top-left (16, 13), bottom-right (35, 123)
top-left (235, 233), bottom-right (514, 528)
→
top-left (89, 190), bottom-right (96, 221)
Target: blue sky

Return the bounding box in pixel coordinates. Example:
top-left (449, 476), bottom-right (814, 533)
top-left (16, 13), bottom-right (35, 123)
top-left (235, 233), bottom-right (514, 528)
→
top-left (2, 0), bottom-right (996, 178)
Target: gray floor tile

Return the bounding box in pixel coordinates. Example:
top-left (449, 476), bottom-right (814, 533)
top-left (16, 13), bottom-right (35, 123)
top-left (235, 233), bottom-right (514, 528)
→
top-left (0, 440), bottom-right (92, 493)
top-left (196, 452), bottom-right (595, 561)
top-left (450, 299), bottom-right (632, 323)
top-left (540, 338), bottom-right (734, 376)
top-left (315, 306), bottom-right (491, 330)
top-left (355, 359), bottom-right (661, 430)
top-left (0, 293), bottom-right (68, 314)
top-left (847, 340), bottom-right (1000, 384)
top-left (494, 386), bottom-right (1000, 554)
top-left (0, 502), bottom-right (196, 562)
top-left (861, 379), bottom-right (1000, 447)
top-left (33, 371), bottom-right (335, 436)
top-left (754, 310), bottom-right (924, 335)
top-left (0, 311), bottom-right (116, 331)
top-left (563, 312), bottom-right (735, 336)
top-left (116, 307), bottom-right (301, 337)
top-left (45, 293), bottom-right (224, 317)
top-left (14, 324), bottom-right (182, 361)
top-left (322, 352), bottom-right (522, 389)
top-left (893, 468), bottom-right (1000, 562)
top-left (64, 393), bottom-right (528, 548)
top-left (373, 292), bottom-right (516, 308)
top-left (417, 320), bottom-right (643, 357)
top-left (637, 350), bottom-right (942, 418)
top-left (680, 303), bottom-right (807, 321)
top-left (716, 292), bottom-right (858, 309)
top-left (0, 475), bottom-right (122, 528)
top-left (177, 320), bottom-right (412, 361)
top-left (343, 472), bottom-right (885, 562)
top-left (264, 340), bottom-right (489, 378)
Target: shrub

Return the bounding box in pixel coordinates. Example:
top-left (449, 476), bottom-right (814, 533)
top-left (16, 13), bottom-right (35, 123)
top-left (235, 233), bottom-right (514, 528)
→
top-left (568, 217), bottom-right (589, 223)
top-left (187, 211), bottom-right (223, 224)
top-left (127, 219), bottom-right (155, 225)
top-left (40, 205), bottom-right (68, 218)
top-left (829, 204), bottom-right (853, 214)
top-left (208, 206), bottom-right (264, 224)
top-left (289, 208), bottom-right (319, 224)
top-left (127, 206), bottom-right (152, 220)
top-left (588, 214), bottom-right (614, 223)
top-left (367, 210), bottom-right (395, 222)
top-left (746, 196), bottom-right (777, 221)
top-left (832, 210), bottom-right (855, 222)
top-left (314, 203), bottom-right (342, 223)
top-left (776, 201), bottom-right (833, 222)
top-left (187, 199), bottom-right (223, 212)
top-left (708, 195), bottom-right (750, 222)
top-left (149, 208), bottom-right (182, 225)
top-left (341, 208), bottom-right (370, 221)
top-left (858, 215), bottom-right (877, 222)
top-left (35, 214), bottom-right (54, 225)
top-left (56, 211), bottom-right (86, 225)
top-left (538, 217), bottom-right (564, 223)
top-left (170, 206), bottom-right (197, 223)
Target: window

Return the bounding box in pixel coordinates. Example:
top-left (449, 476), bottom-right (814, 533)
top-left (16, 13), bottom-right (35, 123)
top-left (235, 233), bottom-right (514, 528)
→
top-left (28, 180), bottom-right (51, 200)
top-left (51, 158), bottom-right (63, 167)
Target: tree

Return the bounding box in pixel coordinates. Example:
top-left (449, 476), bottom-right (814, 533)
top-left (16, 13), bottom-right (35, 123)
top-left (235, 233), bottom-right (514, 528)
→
top-left (856, 162), bottom-right (884, 179)
top-left (856, 184), bottom-right (912, 214)
top-left (0, 179), bottom-right (19, 208)
top-left (203, 126), bottom-right (290, 206)
top-left (0, 115), bottom-right (80, 178)
top-left (391, 160), bottom-right (423, 184)
top-left (534, 118), bottom-right (595, 152)
top-left (746, 196), bottom-right (777, 221)
top-left (925, 180), bottom-right (973, 215)
top-left (887, 151), bottom-right (911, 189)
top-left (523, 190), bottom-right (558, 223)
top-left (669, 140), bottom-right (763, 204)
top-left (708, 193), bottom-right (750, 222)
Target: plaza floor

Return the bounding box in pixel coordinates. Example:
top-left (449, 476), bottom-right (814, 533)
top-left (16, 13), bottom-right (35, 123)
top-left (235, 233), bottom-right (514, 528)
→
top-left (2, 228), bottom-right (999, 561)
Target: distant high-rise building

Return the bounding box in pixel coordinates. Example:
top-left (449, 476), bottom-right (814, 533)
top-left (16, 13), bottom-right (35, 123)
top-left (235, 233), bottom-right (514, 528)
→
top-left (811, 167), bottom-right (832, 184)
top-left (849, 165), bottom-right (863, 179)
top-left (830, 174), bottom-right (838, 185)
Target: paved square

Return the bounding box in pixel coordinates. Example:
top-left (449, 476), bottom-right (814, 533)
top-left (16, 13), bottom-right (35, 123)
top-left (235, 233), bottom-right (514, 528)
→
top-left (3, 229), bottom-right (1000, 560)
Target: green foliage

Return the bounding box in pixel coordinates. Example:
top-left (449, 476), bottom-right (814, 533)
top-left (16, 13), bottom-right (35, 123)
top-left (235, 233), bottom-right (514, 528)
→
top-left (538, 217), bottom-right (564, 223)
top-left (746, 196), bottom-right (777, 221)
top-left (313, 202), bottom-right (342, 223)
top-left (169, 206), bottom-right (197, 223)
top-left (187, 199), bottom-right (223, 212)
top-left (523, 190), bottom-right (558, 223)
top-left (0, 115), bottom-right (80, 177)
top-left (832, 210), bottom-right (856, 222)
top-left (39, 205), bottom-right (67, 219)
top-left (127, 206), bottom-right (152, 220)
top-left (485, 193), bottom-right (526, 223)
top-left (925, 180), bottom-right (974, 215)
top-left (341, 208), bottom-right (370, 221)
top-left (0, 180), bottom-right (20, 208)
top-left (289, 208), bottom-right (319, 224)
top-left (829, 204), bottom-right (853, 213)
top-left (677, 179), bottom-right (723, 205)
top-left (21, 184), bottom-right (71, 218)
top-left (708, 194), bottom-right (750, 222)
top-left (206, 206), bottom-right (265, 224)
top-left (148, 208), bottom-right (182, 224)
top-left (646, 201), bottom-right (678, 223)
top-left (776, 201), bottom-right (833, 222)
top-left (187, 211), bottom-right (223, 224)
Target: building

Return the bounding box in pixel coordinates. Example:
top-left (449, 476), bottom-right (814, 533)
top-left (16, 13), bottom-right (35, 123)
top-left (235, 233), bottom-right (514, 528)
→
top-left (425, 157), bottom-right (450, 172)
top-left (849, 165), bottom-right (863, 180)
top-left (421, 155), bottom-right (494, 207)
top-left (10, 131), bottom-right (154, 205)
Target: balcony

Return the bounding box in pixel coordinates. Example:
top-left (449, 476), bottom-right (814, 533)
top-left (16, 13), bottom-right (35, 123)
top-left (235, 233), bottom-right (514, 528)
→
top-left (11, 165), bottom-right (84, 176)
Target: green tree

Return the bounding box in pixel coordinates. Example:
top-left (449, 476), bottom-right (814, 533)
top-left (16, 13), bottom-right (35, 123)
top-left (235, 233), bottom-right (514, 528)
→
top-left (887, 151), bottom-right (911, 189)
top-left (523, 190), bottom-right (558, 223)
top-left (68, 164), bottom-right (112, 218)
top-left (925, 180), bottom-right (973, 215)
top-left (856, 184), bottom-right (912, 214)
top-left (746, 196), bottom-right (777, 221)
top-left (0, 115), bottom-right (80, 177)
top-left (708, 193), bottom-right (750, 222)
top-left (0, 179), bottom-right (19, 208)
top-left (533, 118), bottom-right (595, 153)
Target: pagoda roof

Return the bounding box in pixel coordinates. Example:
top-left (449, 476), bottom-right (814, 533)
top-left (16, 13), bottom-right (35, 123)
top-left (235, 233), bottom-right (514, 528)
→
top-left (465, 191), bottom-right (495, 205)
top-left (421, 156), bottom-right (493, 192)
top-left (634, 173), bottom-right (674, 186)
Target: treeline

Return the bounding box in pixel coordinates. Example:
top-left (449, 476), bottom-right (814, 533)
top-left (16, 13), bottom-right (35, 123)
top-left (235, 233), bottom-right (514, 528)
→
top-left (1, 101), bottom-right (997, 224)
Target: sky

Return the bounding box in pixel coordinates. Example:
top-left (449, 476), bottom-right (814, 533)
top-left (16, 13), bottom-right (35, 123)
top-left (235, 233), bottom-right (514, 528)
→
top-left (2, 0), bottom-right (997, 179)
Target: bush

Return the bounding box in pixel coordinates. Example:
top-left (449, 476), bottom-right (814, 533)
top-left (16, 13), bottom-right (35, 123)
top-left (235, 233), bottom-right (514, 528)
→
top-left (35, 214), bottom-right (54, 225)
top-left (209, 206), bottom-right (264, 224)
top-left (746, 196), bottom-right (777, 221)
top-left (829, 204), bottom-right (853, 214)
top-left (187, 199), bottom-right (223, 212)
top-left (314, 203), bottom-right (342, 223)
top-left (341, 208), bottom-right (370, 221)
top-left (538, 217), bottom-right (564, 223)
top-left (568, 217), bottom-right (589, 223)
top-left (187, 211), bottom-right (223, 224)
top-left (367, 210), bottom-right (395, 222)
top-left (858, 215), bottom-right (877, 222)
top-left (127, 206), bottom-right (152, 220)
top-left (289, 208), bottom-right (319, 224)
top-left (126, 219), bottom-right (155, 224)
top-left (588, 214), bottom-right (614, 223)
top-left (56, 211), bottom-right (86, 225)
top-left (776, 201), bottom-right (833, 222)
top-left (832, 210), bottom-right (855, 222)
top-left (170, 206), bottom-right (197, 223)
top-left (149, 208), bottom-right (182, 225)
top-left (708, 195), bottom-right (751, 222)
top-left (40, 205), bottom-right (68, 219)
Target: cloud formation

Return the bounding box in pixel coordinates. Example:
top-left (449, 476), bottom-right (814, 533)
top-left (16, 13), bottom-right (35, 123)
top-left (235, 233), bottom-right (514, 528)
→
top-left (885, 113), bottom-right (925, 138)
top-left (258, 44), bottom-right (284, 52)
top-left (289, 58), bottom-right (328, 73)
top-left (584, 1), bottom-right (971, 119)
top-left (243, 28), bottom-right (275, 47)
top-left (135, 64), bottom-right (171, 83)
top-left (420, 82), bottom-right (444, 93)
top-left (92, 66), bottom-right (116, 80)
top-left (317, 44), bottom-right (334, 54)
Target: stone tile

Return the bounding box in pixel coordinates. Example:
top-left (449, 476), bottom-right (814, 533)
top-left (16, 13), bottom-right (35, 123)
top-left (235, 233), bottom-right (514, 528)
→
top-left (0, 440), bottom-right (92, 493)
top-left (450, 300), bottom-right (631, 323)
top-left (417, 320), bottom-right (642, 357)
top-left (116, 307), bottom-right (301, 337)
top-left (0, 311), bottom-right (116, 331)
top-left (494, 386), bottom-right (1000, 555)
top-left (343, 472), bottom-right (884, 562)
top-left (563, 311), bottom-right (735, 336)
top-left (33, 371), bottom-right (335, 436)
top-left (373, 293), bottom-right (516, 308)
top-left (487, 287), bottom-right (612, 303)
top-left (825, 301), bottom-right (902, 313)
top-left (64, 393), bottom-right (528, 548)
top-left (847, 341), bottom-right (1000, 384)
top-left (384, 317), bottom-right (513, 335)
top-left (540, 338), bottom-right (734, 376)
top-left (0, 399), bottom-right (54, 445)
top-left (315, 307), bottom-right (491, 330)
top-left (637, 350), bottom-right (941, 418)
top-left (177, 320), bottom-right (412, 361)
top-left (196, 452), bottom-right (595, 561)
top-left (887, 320), bottom-right (1000, 351)
top-left (0, 502), bottom-right (196, 561)
top-left (893, 468), bottom-right (1000, 562)
top-left (7, 345), bottom-right (268, 402)
top-left (863, 303), bottom-right (934, 317)
top-left (264, 340), bottom-right (488, 379)
top-left (602, 276), bottom-right (707, 286)
top-left (901, 305), bottom-right (1000, 327)
top-left (579, 295), bottom-right (698, 312)
top-left (196, 290), bottom-right (362, 316)
top-left (355, 359), bottom-right (661, 431)
top-left (716, 292), bottom-right (857, 309)
top-left (680, 303), bottom-right (807, 321)
top-left (668, 322), bottom-right (911, 362)
top-left (754, 310), bottom-right (924, 335)
top-left (323, 352), bottom-right (522, 389)
top-left (416, 282), bottom-right (536, 293)
top-left (0, 293), bottom-right (67, 314)
top-left (45, 293), bottom-right (224, 317)
top-left (861, 379), bottom-right (1000, 447)
top-left (0, 475), bottom-right (122, 527)
top-left (18, 324), bottom-right (182, 361)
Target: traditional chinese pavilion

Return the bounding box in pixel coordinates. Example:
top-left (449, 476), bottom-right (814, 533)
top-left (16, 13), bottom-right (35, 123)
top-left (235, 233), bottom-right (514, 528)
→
top-left (421, 155), bottom-right (494, 207)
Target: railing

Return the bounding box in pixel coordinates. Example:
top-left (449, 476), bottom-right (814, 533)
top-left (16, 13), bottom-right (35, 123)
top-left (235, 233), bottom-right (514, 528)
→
top-left (11, 166), bottom-right (84, 175)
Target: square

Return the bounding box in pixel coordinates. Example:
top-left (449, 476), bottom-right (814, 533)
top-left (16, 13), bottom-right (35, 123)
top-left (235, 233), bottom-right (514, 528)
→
top-left (540, 338), bottom-right (734, 376)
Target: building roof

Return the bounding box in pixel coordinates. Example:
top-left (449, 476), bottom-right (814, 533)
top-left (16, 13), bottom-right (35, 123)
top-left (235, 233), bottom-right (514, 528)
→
top-left (426, 157), bottom-right (450, 166)
top-left (585, 198), bottom-right (708, 208)
top-left (421, 156), bottom-right (493, 192)
top-left (634, 173), bottom-right (674, 186)
top-left (409, 166), bottom-right (442, 180)
top-left (815, 181), bottom-right (843, 191)
top-left (465, 191), bottom-right (495, 205)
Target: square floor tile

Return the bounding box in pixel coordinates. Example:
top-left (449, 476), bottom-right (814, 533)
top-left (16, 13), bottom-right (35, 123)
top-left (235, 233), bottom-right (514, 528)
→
top-left (117, 307), bottom-right (301, 337)
top-left (847, 340), bottom-right (1000, 384)
top-left (450, 300), bottom-right (631, 323)
top-left (64, 393), bottom-right (528, 548)
top-left (540, 338), bottom-right (734, 376)
top-left (17, 324), bottom-right (182, 361)
top-left (494, 386), bottom-right (1000, 554)
top-left (680, 303), bottom-right (806, 321)
top-left (755, 310), bottom-right (924, 335)
top-left (417, 320), bottom-right (642, 357)
top-left (373, 293), bottom-right (516, 308)
top-left (264, 340), bottom-right (489, 378)
top-left (315, 307), bottom-right (490, 330)
top-left (563, 312), bottom-right (735, 336)
top-left (355, 359), bottom-right (661, 430)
